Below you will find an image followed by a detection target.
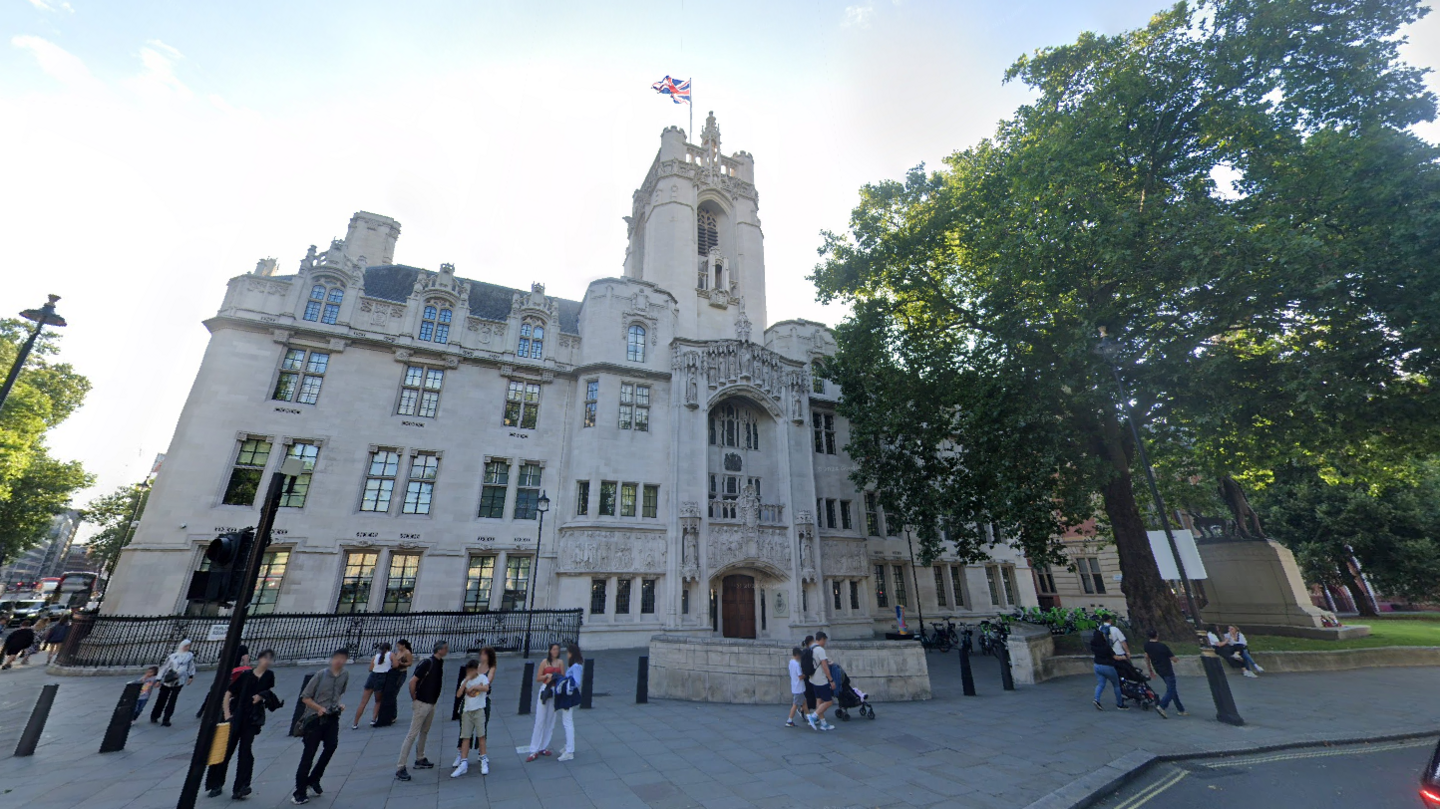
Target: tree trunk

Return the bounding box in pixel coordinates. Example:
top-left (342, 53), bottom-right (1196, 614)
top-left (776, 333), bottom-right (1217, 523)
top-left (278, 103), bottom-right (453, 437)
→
top-left (1101, 467), bottom-right (1193, 642)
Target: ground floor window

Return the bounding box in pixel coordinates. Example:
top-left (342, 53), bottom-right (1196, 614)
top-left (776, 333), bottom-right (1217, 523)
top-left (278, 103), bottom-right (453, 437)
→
top-left (616, 578), bottom-right (632, 614)
top-left (1035, 564), bottom-right (1057, 596)
top-left (1078, 557), bottom-right (1106, 594)
top-left (933, 566), bottom-right (947, 607)
top-left (501, 556), bottom-right (531, 610)
top-left (874, 564), bottom-right (888, 609)
top-left (590, 578), bottom-right (607, 614)
top-left (336, 551), bottom-right (378, 613)
top-left (463, 556), bottom-right (495, 612)
top-left (949, 565), bottom-right (965, 607)
top-left (891, 565), bottom-right (908, 607)
top-left (641, 578), bottom-right (656, 614)
top-left (249, 549), bottom-right (290, 615)
top-left (381, 553), bottom-right (420, 613)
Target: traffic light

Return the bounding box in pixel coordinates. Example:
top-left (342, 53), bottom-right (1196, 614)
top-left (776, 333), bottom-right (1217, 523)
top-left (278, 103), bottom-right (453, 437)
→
top-left (184, 528), bottom-right (257, 607)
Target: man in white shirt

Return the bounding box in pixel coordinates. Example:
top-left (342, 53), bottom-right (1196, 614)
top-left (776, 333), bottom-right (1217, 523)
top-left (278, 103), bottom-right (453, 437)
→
top-left (807, 632), bottom-right (837, 732)
top-left (1103, 615), bottom-right (1130, 661)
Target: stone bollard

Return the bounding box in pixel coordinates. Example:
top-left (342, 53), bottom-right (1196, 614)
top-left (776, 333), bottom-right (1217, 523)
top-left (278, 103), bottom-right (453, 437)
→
top-left (636, 656), bottom-right (649, 704)
top-left (15, 683), bottom-right (58, 757)
top-left (580, 658), bottom-right (595, 709)
top-left (288, 674), bottom-right (314, 736)
top-left (100, 682), bottom-right (143, 753)
top-left (518, 661), bottom-right (535, 715)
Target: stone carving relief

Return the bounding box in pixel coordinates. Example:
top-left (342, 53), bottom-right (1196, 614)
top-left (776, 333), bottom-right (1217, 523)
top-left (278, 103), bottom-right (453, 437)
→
top-left (680, 502), bottom-right (702, 582)
top-left (672, 341), bottom-right (809, 421)
top-left (557, 531), bottom-right (666, 575)
top-left (821, 539), bottom-right (869, 578)
top-left (795, 513), bottom-right (817, 583)
top-left (245, 278), bottom-right (289, 295)
top-left (467, 320), bottom-right (506, 346)
top-left (708, 525), bottom-right (792, 575)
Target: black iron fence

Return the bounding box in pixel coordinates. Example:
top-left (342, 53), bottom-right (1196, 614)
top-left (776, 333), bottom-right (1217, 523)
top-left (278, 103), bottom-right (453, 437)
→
top-left (56, 609), bottom-right (584, 669)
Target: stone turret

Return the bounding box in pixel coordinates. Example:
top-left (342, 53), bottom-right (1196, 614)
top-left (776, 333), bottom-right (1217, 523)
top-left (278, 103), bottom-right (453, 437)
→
top-left (343, 211), bottom-right (401, 267)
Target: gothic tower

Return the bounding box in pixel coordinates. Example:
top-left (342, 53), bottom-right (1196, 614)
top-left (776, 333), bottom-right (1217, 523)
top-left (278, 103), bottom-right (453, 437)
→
top-left (622, 112), bottom-right (765, 342)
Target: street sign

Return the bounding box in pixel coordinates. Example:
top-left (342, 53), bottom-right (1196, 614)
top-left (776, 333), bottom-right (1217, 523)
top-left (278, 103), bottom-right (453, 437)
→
top-left (205, 623), bottom-right (228, 642)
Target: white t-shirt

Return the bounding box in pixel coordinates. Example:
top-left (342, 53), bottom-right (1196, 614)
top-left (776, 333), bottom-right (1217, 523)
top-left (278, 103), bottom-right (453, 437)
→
top-left (809, 645), bottom-right (830, 686)
top-left (1105, 625), bottom-right (1128, 658)
top-left (1206, 631), bottom-right (1224, 646)
top-left (372, 652), bottom-right (392, 673)
top-left (462, 673), bottom-right (489, 712)
top-left (788, 659), bottom-right (804, 694)
top-left (1231, 632), bottom-right (1248, 647)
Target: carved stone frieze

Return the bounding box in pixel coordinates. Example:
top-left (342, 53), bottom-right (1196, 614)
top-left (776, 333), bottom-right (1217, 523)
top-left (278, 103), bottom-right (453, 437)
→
top-left (245, 278), bottom-right (289, 295)
top-left (557, 531), bottom-right (667, 575)
top-left (672, 341), bottom-right (808, 420)
top-left (821, 539), bottom-right (869, 578)
top-left (707, 525), bottom-right (791, 575)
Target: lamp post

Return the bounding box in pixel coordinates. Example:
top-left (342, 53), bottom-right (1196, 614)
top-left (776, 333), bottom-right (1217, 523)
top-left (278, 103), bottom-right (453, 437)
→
top-left (522, 489), bottom-right (551, 658)
top-left (1096, 330), bottom-right (1243, 726)
top-left (0, 295), bottom-right (67, 413)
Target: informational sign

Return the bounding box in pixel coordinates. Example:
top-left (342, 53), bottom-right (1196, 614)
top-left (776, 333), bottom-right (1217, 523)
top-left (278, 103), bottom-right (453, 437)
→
top-left (1147, 529), bottom-right (1209, 580)
top-left (206, 623), bottom-right (228, 642)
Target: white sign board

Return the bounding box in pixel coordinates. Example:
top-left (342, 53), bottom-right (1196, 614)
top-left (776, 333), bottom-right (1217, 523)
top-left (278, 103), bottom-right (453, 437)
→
top-left (206, 623), bottom-right (229, 642)
top-left (1147, 529), bottom-right (1207, 580)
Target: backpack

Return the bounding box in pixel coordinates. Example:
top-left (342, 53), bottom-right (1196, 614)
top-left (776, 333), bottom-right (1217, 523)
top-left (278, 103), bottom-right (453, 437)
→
top-left (800, 647), bottom-right (816, 679)
top-left (1089, 626), bottom-right (1112, 658)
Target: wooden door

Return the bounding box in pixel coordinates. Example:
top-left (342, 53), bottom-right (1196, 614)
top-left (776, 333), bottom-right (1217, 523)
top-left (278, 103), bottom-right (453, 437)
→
top-left (721, 574), bottom-right (756, 638)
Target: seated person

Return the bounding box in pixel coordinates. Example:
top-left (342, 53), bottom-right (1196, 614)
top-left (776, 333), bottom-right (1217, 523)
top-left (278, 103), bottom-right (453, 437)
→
top-left (1206, 625), bottom-right (1264, 677)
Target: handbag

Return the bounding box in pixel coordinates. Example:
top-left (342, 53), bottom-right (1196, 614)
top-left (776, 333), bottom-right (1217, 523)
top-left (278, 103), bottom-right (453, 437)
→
top-left (161, 669), bottom-right (181, 686)
top-left (291, 712), bottom-right (319, 738)
top-left (207, 722), bottom-right (231, 765)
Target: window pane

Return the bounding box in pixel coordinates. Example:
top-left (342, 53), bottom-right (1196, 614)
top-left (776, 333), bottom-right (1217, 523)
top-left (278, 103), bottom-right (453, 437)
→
top-left (599, 482), bottom-right (616, 516)
top-left (620, 484), bottom-right (636, 517)
top-left (840, 501), bottom-right (852, 530)
top-left (634, 407), bottom-right (649, 432)
top-left (584, 401), bottom-right (597, 428)
top-left (934, 566), bottom-right (948, 607)
top-left (479, 486), bottom-right (507, 518)
top-left (280, 442), bottom-right (319, 508)
top-left (424, 305), bottom-right (437, 320)
top-left (419, 321), bottom-right (434, 341)
top-left (382, 554), bottom-right (420, 613)
top-left (326, 288), bottom-right (344, 303)
top-left (950, 566), bottom-right (965, 606)
top-left (892, 565), bottom-right (908, 607)
top-left (833, 580), bottom-right (843, 610)
top-left (272, 372), bottom-right (299, 402)
top-left (397, 388), bottom-right (419, 416)
top-left (620, 383), bottom-right (633, 404)
top-left (411, 454), bottom-right (439, 480)
top-left (618, 405), bottom-right (632, 430)
top-left (576, 481), bottom-right (590, 515)
top-left (370, 450), bottom-right (399, 476)
top-left (590, 579), bottom-right (607, 614)
top-left (850, 580), bottom-right (860, 611)
top-left (336, 552), bottom-right (377, 613)
top-left (519, 464), bottom-right (542, 487)
top-left (403, 481), bottom-right (433, 514)
top-left (438, 308), bottom-right (452, 323)
top-left (297, 375), bottom-right (323, 405)
top-left (310, 285), bottom-right (325, 300)
top-left (360, 478), bottom-right (394, 512)
top-left (615, 578), bottom-right (632, 614)
top-left (484, 460), bottom-right (509, 485)
top-left (281, 349), bottom-right (306, 370)
top-left (305, 352), bottom-right (329, 373)
top-left (249, 550), bottom-right (289, 615)
top-left (585, 380), bottom-right (598, 401)
top-left (424, 369), bottom-right (444, 390)
top-left (501, 556), bottom-right (531, 610)
top-left (463, 556), bottom-right (495, 612)
top-left (405, 366), bottom-right (424, 387)
top-left (514, 488), bottom-right (539, 520)
top-left (642, 485), bottom-right (658, 518)
top-left (322, 303), bottom-right (339, 324)
top-left (520, 401), bottom-right (538, 429)
top-left (874, 564), bottom-right (888, 608)
top-left (303, 300), bottom-right (321, 321)
top-left (418, 390), bottom-right (440, 418)
top-left (223, 468), bottom-right (263, 506)
top-left (435, 324), bottom-right (449, 344)
top-left (641, 579), bottom-right (656, 614)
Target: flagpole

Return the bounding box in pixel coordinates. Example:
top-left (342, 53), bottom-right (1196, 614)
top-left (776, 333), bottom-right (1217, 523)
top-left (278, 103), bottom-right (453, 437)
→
top-left (688, 78), bottom-right (694, 143)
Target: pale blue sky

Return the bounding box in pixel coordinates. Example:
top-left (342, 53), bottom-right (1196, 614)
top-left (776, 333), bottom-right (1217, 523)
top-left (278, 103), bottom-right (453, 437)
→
top-left (3, 0), bottom-right (1438, 519)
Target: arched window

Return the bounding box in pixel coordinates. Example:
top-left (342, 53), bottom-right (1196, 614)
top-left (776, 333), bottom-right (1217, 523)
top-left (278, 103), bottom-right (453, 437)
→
top-left (627, 324), bottom-right (646, 362)
top-left (518, 319), bottom-right (545, 359)
top-left (708, 404), bottom-right (760, 450)
top-left (304, 283), bottom-right (344, 324)
top-left (419, 304), bottom-right (452, 344)
top-left (697, 209), bottom-right (718, 256)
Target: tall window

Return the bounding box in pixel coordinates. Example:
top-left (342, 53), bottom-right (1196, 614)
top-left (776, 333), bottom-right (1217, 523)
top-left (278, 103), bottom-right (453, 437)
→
top-left (620, 483), bottom-right (637, 517)
top-left (627, 324), bottom-right (647, 362)
top-left (642, 484), bottom-right (658, 519)
top-left (418, 304), bottom-right (452, 343)
top-left (812, 413), bottom-right (836, 454)
top-left (892, 565), bottom-right (908, 607)
top-left (812, 364), bottom-right (826, 394)
top-left (824, 499), bottom-right (838, 530)
top-left (709, 403), bottom-right (758, 448)
top-left (403, 453), bottom-right (438, 515)
top-left (874, 564), bottom-right (888, 609)
top-left (1078, 557), bottom-right (1107, 594)
top-left (840, 501), bottom-right (853, 530)
top-left (504, 380), bottom-right (541, 428)
top-left (696, 209), bottom-right (718, 255)
top-left (616, 579), bottom-right (632, 614)
top-left (619, 383), bottom-right (650, 431)
top-left (397, 366), bottom-right (444, 418)
top-left (518, 319), bottom-right (545, 359)
top-left (478, 460), bottom-right (509, 518)
top-left (514, 463), bottom-right (542, 519)
top-left (590, 579), bottom-right (607, 614)
top-left (223, 439), bottom-right (272, 506)
top-left (279, 442), bottom-right (319, 508)
top-left (885, 506), bottom-right (901, 536)
top-left (641, 579), bottom-right (656, 614)
top-left (502, 556), bottom-right (531, 610)
top-left (864, 493), bottom-right (880, 537)
top-left (576, 480), bottom-right (590, 516)
top-left (249, 549), bottom-right (289, 615)
top-left (273, 348), bottom-right (329, 405)
top-left (463, 556), bottom-right (495, 612)
top-left (849, 580), bottom-right (860, 611)
top-left (985, 566), bottom-right (1001, 606)
top-left (304, 283), bottom-right (343, 324)
top-left (1035, 565), bottom-right (1057, 596)
top-left (583, 380), bottom-right (598, 428)
top-left (336, 551), bottom-right (377, 613)
top-left (934, 566), bottom-right (948, 607)
top-left (832, 580), bottom-right (843, 611)
top-left (950, 565), bottom-right (966, 606)
top-left (382, 553), bottom-right (420, 613)
top-left (360, 449), bottom-right (400, 512)
top-left (599, 481), bottom-right (617, 516)
top-left (1002, 565), bottom-right (1018, 605)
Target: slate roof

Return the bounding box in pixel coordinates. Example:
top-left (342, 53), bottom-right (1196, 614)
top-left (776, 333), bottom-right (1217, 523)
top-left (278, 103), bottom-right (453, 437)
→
top-left (362, 265), bottom-right (581, 335)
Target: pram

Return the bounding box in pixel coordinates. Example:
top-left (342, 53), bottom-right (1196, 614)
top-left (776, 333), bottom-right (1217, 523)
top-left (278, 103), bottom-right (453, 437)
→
top-left (828, 662), bottom-right (875, 721)
top-left (1113, 658), bottom-right (1161, 714)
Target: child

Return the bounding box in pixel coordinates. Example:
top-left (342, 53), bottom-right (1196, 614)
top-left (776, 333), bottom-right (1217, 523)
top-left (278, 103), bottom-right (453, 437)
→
top-left (785, 647), bottom-right (805, 727)
top-left (133, 665), bottom-right (160, 721)
top-left (450, 659), bottom-right (489, 778)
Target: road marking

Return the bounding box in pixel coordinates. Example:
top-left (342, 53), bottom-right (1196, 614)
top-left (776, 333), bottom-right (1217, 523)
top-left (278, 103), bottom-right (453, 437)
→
top-left (1113, 767), bottom-right (1188, 809)
top-left (1203, 739), bottom-right (1433, 769)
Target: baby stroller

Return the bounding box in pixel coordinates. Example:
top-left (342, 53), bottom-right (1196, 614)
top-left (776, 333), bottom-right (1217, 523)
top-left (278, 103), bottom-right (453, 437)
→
top-left (828, 662), bottom-right (875, 721)
top-left (1113, 659), bottom-right (1160, 714)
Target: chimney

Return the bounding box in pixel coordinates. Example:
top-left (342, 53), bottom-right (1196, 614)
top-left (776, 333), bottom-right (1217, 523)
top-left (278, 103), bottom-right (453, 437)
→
top-left (343, 212), bottom-right (402, 267)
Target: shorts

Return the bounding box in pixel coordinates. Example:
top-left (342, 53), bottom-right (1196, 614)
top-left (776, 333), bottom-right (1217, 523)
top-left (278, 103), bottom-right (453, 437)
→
top-left (459, 708), bottom-right (486, 740)
top-left (365, 672), bottom-right (386, 691)
top-left (791, 693), bottom-right (806, 709)
top-left (813, 683), bottom-right (834, 702)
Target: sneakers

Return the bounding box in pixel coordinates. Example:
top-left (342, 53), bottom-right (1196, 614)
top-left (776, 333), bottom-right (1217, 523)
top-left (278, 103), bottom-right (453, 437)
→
top-left (351, 722), bottom-right (359, 730)
top-left (526, 753), bottom-right (539, 762)
top-left (453, 754), bottom-right (463, 768)
top-left (557, 752), bottom-right (574, 762)
top-left (290, 797), bottom-right (309, 806)
top-left (1093, 700), bottom-right (1103, 711)
top-left (1178, 711), bottom-right (1189, 717)
top-left (413, 758), bottom-right (435, 769)
top-left (308, 782), bottom-right (322, 796)
top-left (1116, 703), bottom-right (1130, 710)
top-left (450, 760), bottom-right (468, 778)
top-left (805, 713), bottom-right (818, 730)
top-left (785, 720), bottom-right (796, 727)
top-left (1155, 706), bottom-right (1167, 719)
top-left (206, 788), bottom-right (223, 798)
top-left (1243, 669), bottom-right (1258, 678)
top-left (1254, 664), bottom-right (1265, 673)
top-left (395, 768), bottom-right (412, 782)
top-left (819, 722), bottom-right (835, 731)
top-left (232, 787), bottom-right (251, 800)
top-left (480, 756), bottom-right (489, 776)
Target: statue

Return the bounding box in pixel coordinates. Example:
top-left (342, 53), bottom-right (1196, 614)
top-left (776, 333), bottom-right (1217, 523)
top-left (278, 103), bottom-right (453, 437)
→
top-left (685, 354), bottom-right (699, 405)
top-left (300, 244), bottom-right (318, 271)
top-left (1218, 476), bottom-right (1265, 539)
top-left (739, 483), bottom-right (760, 528)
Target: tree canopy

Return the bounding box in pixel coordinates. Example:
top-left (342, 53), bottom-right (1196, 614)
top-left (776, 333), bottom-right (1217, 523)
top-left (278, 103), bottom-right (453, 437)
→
top-left (82, 483), bottom-right (150, 577)
top-left (812, 0), bottom-right (1439, 638)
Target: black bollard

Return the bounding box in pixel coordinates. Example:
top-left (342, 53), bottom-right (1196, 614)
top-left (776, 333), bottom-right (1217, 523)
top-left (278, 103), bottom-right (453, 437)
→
top-left (100, 682), bottom-right (142, 753)
top-left (635, 656), bottom-right (648, 704)
top-left (580, 658), bottom-right (595, 709)
top-left (1201, 650), bottom-right (1245, 726)
top-left (14, 683), bottom-right (58, 757)
top-left (959, 642), bottom-right (977, 696)
top-left (518, 661), bottom-right (535, 716)
top-left (999, 635), bottom-right (1015, 691)
top-left (288, 674), bottom-right (314, 736)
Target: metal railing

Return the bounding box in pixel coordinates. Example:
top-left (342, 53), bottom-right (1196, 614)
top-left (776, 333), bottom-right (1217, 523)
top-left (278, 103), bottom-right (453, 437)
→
top-left (56, 608), bottom-right (583, 669)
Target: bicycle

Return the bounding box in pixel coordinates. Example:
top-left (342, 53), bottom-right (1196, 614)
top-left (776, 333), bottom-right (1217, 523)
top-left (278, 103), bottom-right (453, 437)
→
top-left (977, 619), bottom-right (1002, 656)
top-left (918, 621), bottom-right (953, 654)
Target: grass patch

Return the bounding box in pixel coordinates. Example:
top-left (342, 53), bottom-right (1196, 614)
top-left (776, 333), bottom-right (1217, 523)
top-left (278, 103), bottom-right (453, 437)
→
top-left (1047, 615), bottom-right (1440, 655)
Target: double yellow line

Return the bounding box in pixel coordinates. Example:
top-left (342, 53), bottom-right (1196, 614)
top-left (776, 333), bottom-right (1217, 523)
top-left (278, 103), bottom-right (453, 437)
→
top-left (1110, 767), bottom-right (1187, 809)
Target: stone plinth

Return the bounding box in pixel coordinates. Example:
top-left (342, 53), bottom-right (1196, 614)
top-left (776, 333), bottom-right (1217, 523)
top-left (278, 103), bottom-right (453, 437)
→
top-left (647, 634), bottom-right (931, 703)
top-left (1196, 538), bottom-right (1364, 637)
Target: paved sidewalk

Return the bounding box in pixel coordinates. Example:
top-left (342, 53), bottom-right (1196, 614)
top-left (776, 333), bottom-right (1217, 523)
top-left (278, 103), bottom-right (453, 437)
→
top-left (1, 646), bottom-right (1437, 809)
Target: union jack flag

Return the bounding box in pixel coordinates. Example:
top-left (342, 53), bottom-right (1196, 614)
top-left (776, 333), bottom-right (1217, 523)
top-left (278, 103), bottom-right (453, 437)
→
top-left (651, 75), bottom-right (691, 105)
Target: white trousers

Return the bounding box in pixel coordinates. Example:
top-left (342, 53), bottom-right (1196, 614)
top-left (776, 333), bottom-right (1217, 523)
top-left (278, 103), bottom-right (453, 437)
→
top-left (559, 707), bottom-right (575, 754)
top-left (528, 696), bottom-right (556, 753)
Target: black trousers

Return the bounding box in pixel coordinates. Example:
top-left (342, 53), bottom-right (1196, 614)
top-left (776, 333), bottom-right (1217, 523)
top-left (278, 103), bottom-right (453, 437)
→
top-left (804, 681), bottom-right (816, 712)
top-left (204, 721), bottom-right (258, 794)
top-left (294, 716), bottom-right (339, 799)
top-left (375, 669), bottom-right (404, 727)
top-left (150, 684), bottom-right (183, 723)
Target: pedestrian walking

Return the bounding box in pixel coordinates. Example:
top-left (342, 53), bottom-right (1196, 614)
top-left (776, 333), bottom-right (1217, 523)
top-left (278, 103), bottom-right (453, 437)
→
top-left (525, 643), bottom-right (565, 762)
top-left (395, 640), bottom-right (448, 782)
top-left (785, 646), bottom-right (805, 727)
top-left (1143, 630), bottom-right (1185, 718)
top-left (151, 639), bottom-right (197, 725)
top-left (22, 617), bottom-right (49, 664)
top-left (455, 647), bottom-right (496, 772)
top-left (549, 643), bottom-right (584, 762)
top-left (375, 639), bottom-right (412, 728)
top-left (132, 665), bottom-right (160, 721)
top-left (198, 645), bottom-right (251, 719)
top-left (206, 649), bottom-right (280, 800)
top-left (1208, 625), bottom-right (1265, 678)
top-left (352, 643), bottom-right (392, 729)
top-left (798, 635), bottom-right (817, 715)
top-left (450, 658), bottom-right (491, 778)
top-left (41, 616), bottom-right (70, 665)
top-left (1, 619), bottom-right (37, 669)
top-left (292, 648), bottom-right (349, 805)
top-left (805, 631), bottom-right (836, 731)
top-left (1090, 616), bottom-right (1126, 710)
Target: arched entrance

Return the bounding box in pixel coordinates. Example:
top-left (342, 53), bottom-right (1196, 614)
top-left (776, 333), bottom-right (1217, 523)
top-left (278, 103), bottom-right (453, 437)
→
top-left (721, 574), bottom-right (756, 638)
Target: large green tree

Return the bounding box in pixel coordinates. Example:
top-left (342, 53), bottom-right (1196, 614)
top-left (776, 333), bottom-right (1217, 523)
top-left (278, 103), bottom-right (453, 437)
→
top-left (813, 0), bottom-right (1439, 639)
top-left (0, 448), bottom-right (92, 564)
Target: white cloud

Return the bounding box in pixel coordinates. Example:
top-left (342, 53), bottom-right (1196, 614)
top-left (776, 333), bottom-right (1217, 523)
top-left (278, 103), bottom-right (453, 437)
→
top-left (24, 0), bottom-right (75, 12)
top-left (843, 4), bottom-right (875, 27)
top-left (124, 39), bottom-right (194, 102)
top-left (11, 35), bottom-right (99, 90)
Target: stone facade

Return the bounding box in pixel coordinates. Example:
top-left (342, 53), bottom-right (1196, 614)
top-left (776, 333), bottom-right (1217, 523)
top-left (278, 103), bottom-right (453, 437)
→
top-left (103, 113), bottom-right (1038, 647)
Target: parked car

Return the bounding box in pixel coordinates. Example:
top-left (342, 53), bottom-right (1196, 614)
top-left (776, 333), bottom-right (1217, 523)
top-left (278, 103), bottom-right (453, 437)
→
top-left (6, 600), bottom-right (47, 627)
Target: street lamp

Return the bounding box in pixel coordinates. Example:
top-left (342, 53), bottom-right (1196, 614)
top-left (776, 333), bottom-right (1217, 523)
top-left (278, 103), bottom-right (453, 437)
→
top-left (522, 489), bottom-right (551, 658)
top-left (0, 295), bottom-right (67, 413)
top-left (1096, 329), bottom-right (1243, 726)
